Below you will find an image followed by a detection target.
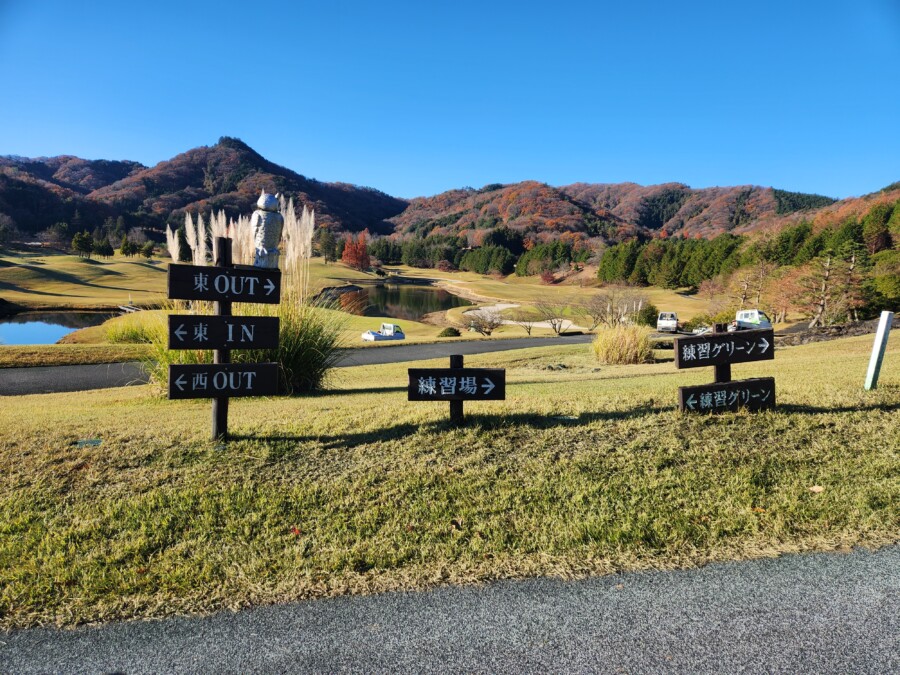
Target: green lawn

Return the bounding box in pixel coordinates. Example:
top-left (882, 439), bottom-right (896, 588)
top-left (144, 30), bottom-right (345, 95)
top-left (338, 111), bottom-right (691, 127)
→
top-left (0, 250), bottom-right (169, 308)
top-left (0, 334), bottom-right (896, 628)
top-left (0, 250), bottom-right (721, 324)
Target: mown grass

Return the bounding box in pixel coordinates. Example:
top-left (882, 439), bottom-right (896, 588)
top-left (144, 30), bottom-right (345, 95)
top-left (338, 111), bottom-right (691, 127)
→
top-left (0, 250), bottom-right (168, 308)
top-left (0, 250), bottom-right (726, 324)
top-left (0, 344), bottom-right (150, 368)
top-left (0, 335), bottom-right (897, 628)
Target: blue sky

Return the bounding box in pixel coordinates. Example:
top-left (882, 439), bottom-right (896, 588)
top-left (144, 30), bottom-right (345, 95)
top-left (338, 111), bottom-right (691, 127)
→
top-left (0, 0), bottom-right (898, 199)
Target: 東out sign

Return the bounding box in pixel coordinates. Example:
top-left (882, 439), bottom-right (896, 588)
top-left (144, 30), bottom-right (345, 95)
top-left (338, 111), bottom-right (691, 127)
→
top-left (674, 328), bottom-right (774, 369)
top-left (168, 263), bottom-right (281, 304)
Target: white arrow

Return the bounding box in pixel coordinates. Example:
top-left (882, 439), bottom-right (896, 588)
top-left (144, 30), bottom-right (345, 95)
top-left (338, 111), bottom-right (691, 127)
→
top-left (174, 374), bottom-right (187, 391)
top-left (264, 278), bottom-right (277, 295)
top-left (481, 378), bottom-right (495, 395)
top-left (173, 324), bottom-right (187, 341)
top-left (759, 337), bottom-right (770, 353)
top-left (686, 394), bottom-right (697, 410)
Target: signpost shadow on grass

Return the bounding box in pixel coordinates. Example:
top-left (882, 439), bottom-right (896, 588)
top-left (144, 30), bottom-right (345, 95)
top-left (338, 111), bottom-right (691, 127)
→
top-left (775, 401), bottom-right (900, 415)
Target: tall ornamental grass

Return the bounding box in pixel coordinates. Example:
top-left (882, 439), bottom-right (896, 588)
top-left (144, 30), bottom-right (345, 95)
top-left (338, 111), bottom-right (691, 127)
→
top-left (592, 324), bottom-right (655, 365)
top-left (152, 197), bottom-right (346, 395)
top-left (105, 311), bottom-right (159, 344)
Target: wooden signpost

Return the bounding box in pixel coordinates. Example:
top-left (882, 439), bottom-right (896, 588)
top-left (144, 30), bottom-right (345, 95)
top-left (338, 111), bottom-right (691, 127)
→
top-left (408, 354), bottom-right (505, 423)
top-left (674, 326), bottom-right (776, 413)
top-left (167, 237), bottom-right (281, 439)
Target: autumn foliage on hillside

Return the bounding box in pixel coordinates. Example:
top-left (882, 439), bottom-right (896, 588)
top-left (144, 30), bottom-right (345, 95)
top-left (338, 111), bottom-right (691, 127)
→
top-left (0, 138), bottom-right (407, 236)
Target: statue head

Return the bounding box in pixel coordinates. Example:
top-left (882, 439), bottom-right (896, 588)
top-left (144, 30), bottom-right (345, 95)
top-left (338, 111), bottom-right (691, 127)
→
top-left (257, 190), bottom-right (279, 213)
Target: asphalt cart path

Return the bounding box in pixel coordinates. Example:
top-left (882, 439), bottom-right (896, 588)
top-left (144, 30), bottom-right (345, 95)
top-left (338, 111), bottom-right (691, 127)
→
top-left (0, 335), bottom-right (595, 396)
top-left (2, 545), bottom-right (897, 673)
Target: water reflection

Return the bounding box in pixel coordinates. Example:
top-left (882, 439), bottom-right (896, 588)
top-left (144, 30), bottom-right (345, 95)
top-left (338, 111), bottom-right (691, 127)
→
top-left (338, 285), bottom-right (471, 321)
top-left (0, 311), bottom-right (116, 345)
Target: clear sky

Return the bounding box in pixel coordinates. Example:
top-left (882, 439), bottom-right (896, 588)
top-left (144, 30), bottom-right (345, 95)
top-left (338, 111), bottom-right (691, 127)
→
top-left (1, 0), bottom-right (898, 199)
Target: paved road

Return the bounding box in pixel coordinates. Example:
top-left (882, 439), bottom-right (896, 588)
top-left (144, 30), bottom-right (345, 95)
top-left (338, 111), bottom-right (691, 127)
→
top-left (0, 335), bottom-right (594, 396)
top-left (0, 361), bottom-right (147, 396)
top-left (2, 546), bottom-right (896, 673)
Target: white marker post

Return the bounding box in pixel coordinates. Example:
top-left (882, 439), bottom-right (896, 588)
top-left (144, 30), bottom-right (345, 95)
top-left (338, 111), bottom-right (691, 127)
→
top-left (864, 311), bottom-right (894, 391)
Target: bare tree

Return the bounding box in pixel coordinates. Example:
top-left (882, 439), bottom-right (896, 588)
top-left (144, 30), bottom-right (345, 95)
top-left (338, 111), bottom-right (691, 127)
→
top-left (750, 261), bottom-right (776, 307)
top-left (729, 270), bottom-right (752, 309)
top-left (790, 255), bottom-right (835, 328)
top-left (534, 299), bottom-right (572, 335)
top-left (577, 289), bottom-right (645, 330)
top-left (465, 310), bottom-right (504, 336)
top-left (508, 309), bottom-right (537, 336)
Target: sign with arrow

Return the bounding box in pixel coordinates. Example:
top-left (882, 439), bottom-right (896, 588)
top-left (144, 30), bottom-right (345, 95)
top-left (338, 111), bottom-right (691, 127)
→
top-left (407, 368), bottom-right (505, 401)
top-left (167, 315), bottom-right (280, 350)
top-left (168, 363), bottom-right (279, 400)
top-left (168, 263), bottom-right (281, 304)
top-left (674, 328), bottom-right (774, 369)
top-left (679, 377), bottom-right (775, 413)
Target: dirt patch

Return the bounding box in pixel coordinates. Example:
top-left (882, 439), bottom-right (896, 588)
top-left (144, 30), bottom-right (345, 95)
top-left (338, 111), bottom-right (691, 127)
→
top-left (432, 280), bottom-right (506, 304)
top-left (777, 315), bottom-right (898, 347)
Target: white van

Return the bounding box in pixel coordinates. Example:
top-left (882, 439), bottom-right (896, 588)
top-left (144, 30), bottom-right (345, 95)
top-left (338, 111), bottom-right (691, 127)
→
top-left (656, 312), bottom-right (679, 333)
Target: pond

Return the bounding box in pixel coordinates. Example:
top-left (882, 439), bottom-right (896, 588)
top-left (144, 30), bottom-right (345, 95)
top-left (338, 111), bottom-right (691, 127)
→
top-left (0, 311), bottom-right (116, 345)
top-left (336, 284), bottom-right (472, 321)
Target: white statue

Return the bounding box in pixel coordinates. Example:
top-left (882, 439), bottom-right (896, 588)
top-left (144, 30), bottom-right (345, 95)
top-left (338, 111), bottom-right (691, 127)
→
top-left (250, 190), bottom-right (284, 268)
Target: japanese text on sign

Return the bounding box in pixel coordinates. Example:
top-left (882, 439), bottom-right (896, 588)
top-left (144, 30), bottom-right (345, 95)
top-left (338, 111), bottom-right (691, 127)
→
top-left (674, 329), bottom-right (774, 369)
top-left (168, 264), bottom-right (281, 303)
top-left (678, 377), bottom-right (775, 413)
top-left (168, 363), bottom-right (279, 400)
top-left (168, 315), bottom-right (280, 350)
top-left (408, 368), bottom-right (505, 401)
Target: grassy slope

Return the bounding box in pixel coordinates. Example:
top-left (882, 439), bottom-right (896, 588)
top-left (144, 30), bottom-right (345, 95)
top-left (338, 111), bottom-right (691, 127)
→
top-left (0, 250), bottom-right (169, 308)
top-left (0, 335), bottom-right (896, 628)
top-left (0, 250), bottom-right (708, 320)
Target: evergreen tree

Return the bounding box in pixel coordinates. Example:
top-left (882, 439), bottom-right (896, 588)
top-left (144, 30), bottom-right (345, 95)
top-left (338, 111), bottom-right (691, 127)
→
top-left (72, 231), bottom-right (93, 258)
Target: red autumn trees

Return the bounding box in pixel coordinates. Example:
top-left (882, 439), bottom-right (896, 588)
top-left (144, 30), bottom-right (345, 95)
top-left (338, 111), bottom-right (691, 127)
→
top-left (341, 230), bottom-right (370, 271)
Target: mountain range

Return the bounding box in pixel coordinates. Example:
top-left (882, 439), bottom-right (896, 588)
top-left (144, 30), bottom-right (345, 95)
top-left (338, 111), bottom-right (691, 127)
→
top-left (1, 137), bottom-right (896, 244)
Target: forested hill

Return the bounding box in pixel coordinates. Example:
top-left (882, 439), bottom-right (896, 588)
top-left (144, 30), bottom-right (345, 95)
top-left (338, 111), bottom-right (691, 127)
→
top-left (1, 137), bottom-right (893, 250)
top-left (0, 138), bottom-right (407, 236)
top-left (390, 181), bottom-right (839, 244)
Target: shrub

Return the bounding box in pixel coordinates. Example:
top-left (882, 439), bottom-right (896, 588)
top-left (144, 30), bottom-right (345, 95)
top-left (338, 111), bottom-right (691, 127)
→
top-left (240, 300), bottom-right (347, 394)
top-left (592, 325), bottom-right (654, 365)
top-left (635, 302), bottom-right (659, 327)
top-left (682, 313), bottom-right (713, 332)
top-left (437, 326), bottom-right (461, 337)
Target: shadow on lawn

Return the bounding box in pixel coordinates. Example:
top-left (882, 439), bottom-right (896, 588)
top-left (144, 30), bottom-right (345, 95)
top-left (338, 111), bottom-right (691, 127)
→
top-left (776, 402), bottom-right (900, 415)
top-left (231, 404), bottom-right (671, 454)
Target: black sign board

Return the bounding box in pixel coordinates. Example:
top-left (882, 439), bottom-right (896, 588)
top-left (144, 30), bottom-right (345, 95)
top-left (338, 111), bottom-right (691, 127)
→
top-left (168, 315), bottom-right (280, 350)
top-left (678, 377), bottom-right (775, 413)
top-left (168, 363), bottom-right (279, 400)
top-left (168, 264), bottom-right (281, 304)
top-left (674, 328), bottom-right (774, 369)
top-left (408, 368), bottom-right (505, 401)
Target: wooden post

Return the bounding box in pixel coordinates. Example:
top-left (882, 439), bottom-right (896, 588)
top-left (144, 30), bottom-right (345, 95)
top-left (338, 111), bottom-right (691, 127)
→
top-left (212, 237), bottom-right (232, 441)
top-left (449, 354), bottom-right (464, 424)
top-left (865, 311), bottom-right (894, 391)
top-left (713, 323), bottom-right (731, 384)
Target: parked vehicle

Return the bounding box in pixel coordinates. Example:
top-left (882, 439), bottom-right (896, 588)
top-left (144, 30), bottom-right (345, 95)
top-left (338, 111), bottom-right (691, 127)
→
top-left (361, 323), bottom-right (406, 341)
top-left (728, 309), bottom-right (773, 331)
top-left (656, 312), bottom-right (679, 333)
